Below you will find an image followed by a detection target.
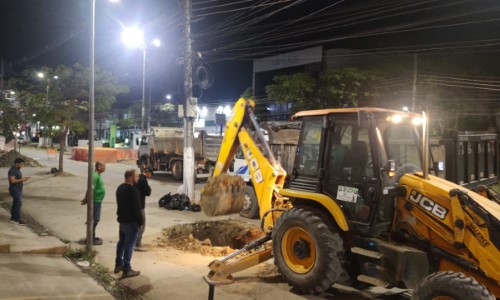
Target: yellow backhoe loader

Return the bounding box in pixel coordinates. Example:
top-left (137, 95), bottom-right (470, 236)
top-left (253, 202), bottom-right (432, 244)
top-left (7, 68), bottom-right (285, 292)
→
top-left (200, 98), bottom-right (499, 299)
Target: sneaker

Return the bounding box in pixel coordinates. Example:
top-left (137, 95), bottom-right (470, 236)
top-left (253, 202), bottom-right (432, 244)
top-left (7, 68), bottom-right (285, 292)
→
top-left (114, 265), bottom-right (123, 274)
top-left (120, 269), bottom-right (140, 279)
top-left (134, 247), bottom-right (147, 252)
top-left (10, 220), bottom-right (19, 225)
top-left (93, 238), bottom-right (103, 245)
top-left (17, 220), bottom-right (26, 226)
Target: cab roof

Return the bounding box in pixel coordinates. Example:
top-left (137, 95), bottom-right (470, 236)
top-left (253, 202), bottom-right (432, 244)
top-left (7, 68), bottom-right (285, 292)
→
top-left (292, 107), bottom-right (422, 120)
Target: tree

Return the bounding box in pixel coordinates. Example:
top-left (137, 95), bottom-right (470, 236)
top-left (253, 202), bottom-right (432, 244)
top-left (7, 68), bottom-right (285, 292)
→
top-left (318, 68), bottom-right (381, 108)
top-left (265, 67), bottom-right (382, 114)
top-left (7, 64), bottom-right (128, 172)
top-left (240, 87), bottom-right (253, 99)
top-left (265, 73), bottom-right (316, 112)
top-left (1, 70), bottom-right (47, 148)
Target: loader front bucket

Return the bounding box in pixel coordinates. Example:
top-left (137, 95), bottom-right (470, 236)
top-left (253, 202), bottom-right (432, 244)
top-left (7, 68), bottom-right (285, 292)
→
top-left (200, 174), bottom-right (246, 216)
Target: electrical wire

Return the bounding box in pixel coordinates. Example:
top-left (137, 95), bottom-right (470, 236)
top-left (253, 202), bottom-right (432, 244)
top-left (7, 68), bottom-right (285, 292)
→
top-left (197, 1), bottom-right (498, 61)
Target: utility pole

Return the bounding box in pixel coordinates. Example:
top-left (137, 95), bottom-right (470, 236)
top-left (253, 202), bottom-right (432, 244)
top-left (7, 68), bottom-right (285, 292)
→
top-left (411, 53), bottom-right (418, 112)
top-left (183, 0), bottom-right (196, 202)
top-left (87, 0), bottom-right (96, 251)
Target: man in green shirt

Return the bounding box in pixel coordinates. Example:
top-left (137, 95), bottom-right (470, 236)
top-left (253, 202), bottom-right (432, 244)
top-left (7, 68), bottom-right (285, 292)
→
top-left (81, 161), bottom-right (106, 244)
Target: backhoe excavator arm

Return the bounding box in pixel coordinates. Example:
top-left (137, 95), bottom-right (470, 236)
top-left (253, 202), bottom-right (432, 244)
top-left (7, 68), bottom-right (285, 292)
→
top-left (202, 98), bottom-right (289, 228)
top-left (201, 98), bottom-right (290, 285)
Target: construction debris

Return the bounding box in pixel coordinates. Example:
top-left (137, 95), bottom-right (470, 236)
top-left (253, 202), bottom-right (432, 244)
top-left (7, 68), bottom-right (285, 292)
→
top-left (0, 150), bottom-right (43, 167)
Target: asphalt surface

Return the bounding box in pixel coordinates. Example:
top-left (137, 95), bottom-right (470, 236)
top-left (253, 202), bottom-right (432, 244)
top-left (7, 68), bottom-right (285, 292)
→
top-left (0, 146), bottom-right (384, 300)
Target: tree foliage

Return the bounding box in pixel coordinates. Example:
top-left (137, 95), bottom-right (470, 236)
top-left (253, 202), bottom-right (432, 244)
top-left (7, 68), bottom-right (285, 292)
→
top-left (240, 87), bottom-right (253, 99)
top-left (265, 67), bottom-right (382, 112)
top-left (4, 64), bottom-right (128, 171)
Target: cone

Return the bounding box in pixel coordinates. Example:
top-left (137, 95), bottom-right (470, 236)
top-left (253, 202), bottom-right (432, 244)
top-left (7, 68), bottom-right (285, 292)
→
top-left (200, 174), bottom-right (246, 216)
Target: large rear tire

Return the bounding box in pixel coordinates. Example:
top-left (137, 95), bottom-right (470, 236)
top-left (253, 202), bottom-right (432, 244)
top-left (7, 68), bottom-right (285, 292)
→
top-left (272, 208), bottom-right (344, 294)
top-left (412, 271), bottom-right (495, 300)
top-left (239, 185), bottom-right (259, 219)
top-left (171, 161), bottom-right (183, 181)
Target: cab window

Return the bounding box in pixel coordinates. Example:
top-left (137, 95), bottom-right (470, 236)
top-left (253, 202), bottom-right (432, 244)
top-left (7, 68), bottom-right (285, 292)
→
top-left (296, 117), bottom-right (322, 176)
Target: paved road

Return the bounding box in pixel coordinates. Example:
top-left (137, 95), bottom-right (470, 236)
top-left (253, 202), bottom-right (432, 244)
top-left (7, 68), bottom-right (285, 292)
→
top-left (1, 146), bottom-right (391, 299)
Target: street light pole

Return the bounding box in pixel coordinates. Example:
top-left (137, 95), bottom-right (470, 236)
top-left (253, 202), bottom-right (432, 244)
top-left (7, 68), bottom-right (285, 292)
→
top-left (141, 46), bottom-right (147, 132)
top-left (87, 0), bottom-right (96, 252)
top-left (121, 29), bottom-right (159, 134)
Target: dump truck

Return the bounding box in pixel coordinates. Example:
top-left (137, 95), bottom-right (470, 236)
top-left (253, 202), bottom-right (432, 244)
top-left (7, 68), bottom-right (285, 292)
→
top-left (136, 127), bottom-right (221, 180)
top-left (200, 98), bottom-right (499, 299)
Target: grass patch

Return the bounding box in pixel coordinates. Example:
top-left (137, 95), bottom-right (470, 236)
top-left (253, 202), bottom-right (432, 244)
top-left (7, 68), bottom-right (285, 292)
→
top-left (65, 247), bottom-right (96, 262)
top-left (65, 247), bottom-right (142, 299)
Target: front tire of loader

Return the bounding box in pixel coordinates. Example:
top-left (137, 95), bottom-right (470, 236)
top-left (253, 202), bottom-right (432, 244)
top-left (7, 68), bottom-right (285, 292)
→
top-left (272, 208), bottom-right (344, 294)
top-left (412, 271), bottom-right (495, 300)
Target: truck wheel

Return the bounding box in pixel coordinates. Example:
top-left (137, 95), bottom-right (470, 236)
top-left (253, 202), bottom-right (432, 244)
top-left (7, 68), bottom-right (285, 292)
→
top-left (239, 186), bottom-right (259, 219)
top-left (272, 208), bottom-right (344, 294)
top-left (171, 161), bottom-right (183, 181)
top-left (139, 155), bottom-right (149, 168)
top-left (412, 271), bottom-right (495, 300)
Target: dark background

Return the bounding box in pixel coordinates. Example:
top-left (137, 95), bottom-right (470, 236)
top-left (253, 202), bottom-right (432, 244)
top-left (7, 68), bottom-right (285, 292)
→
top-left (2, 0), bottom-right (500, 112)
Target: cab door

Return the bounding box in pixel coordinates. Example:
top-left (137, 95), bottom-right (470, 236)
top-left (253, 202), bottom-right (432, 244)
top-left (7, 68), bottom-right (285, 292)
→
top-left (323, 116), bottom-right (379, 227)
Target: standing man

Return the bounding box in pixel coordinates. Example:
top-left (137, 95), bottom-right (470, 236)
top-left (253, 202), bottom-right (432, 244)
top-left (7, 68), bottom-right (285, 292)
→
top-left (114, 169), bottom-right (143, 279)
top-left (81, 161), bottom-right (106, 244)
top-left (135, 166), bottom-right (152, 251)
top-left (9, 158), bottom-right (29, 225)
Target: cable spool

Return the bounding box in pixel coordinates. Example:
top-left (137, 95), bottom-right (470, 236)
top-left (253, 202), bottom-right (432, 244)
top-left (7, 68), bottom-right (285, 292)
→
top-left (194, 63), bottom-right (214, 90)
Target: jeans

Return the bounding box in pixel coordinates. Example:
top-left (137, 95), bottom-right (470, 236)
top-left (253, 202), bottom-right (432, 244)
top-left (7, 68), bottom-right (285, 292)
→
top-left (115, 222), bottom-right (140, 272)
top-left (9, 188), bottom-right (22, 221)
top-left (93, 202), bottom-right (102, 239)
top-left (136, 209), bottom-right (145, 247)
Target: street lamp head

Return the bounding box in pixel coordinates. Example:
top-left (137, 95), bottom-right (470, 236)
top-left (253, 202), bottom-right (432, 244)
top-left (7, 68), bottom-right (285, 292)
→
top-left (109, 0), bottom-right (120, 2)
top-left (166, 94), bottom-right (172, 100)
top-left (53, 75), bottom-right (59, 80)
top-left (37, 72), bottom-right (45, 79)
top-left (152, 38), bottom-right (161, 47)
top-left (121, 27), bottom-right (144, 48)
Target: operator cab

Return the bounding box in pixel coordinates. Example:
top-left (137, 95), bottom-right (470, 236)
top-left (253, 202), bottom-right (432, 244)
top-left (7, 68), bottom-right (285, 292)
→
top-left (290, 108), bottom-right (424, 236)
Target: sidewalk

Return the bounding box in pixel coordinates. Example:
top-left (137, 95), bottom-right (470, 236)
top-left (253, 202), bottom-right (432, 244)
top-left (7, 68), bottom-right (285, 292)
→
top-left (0, 200), bottom-right (114, 300)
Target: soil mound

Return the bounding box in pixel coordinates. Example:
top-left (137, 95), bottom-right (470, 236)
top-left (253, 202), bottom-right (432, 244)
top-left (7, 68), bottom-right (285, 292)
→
top-left (0, 150), bottom-right (43, 167)
top-left (157, 220), bottom-right (264, 256)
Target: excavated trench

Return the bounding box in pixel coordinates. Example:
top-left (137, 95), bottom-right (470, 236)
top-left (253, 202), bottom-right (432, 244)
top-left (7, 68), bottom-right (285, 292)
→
top-left (158, 220), bottom-right (264, 256)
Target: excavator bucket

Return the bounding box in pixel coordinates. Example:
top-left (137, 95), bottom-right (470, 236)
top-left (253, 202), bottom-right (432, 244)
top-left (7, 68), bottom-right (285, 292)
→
top-left (200, 174), bottom-right (246, 216)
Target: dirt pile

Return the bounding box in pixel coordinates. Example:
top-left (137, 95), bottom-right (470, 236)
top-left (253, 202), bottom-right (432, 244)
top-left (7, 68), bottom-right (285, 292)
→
top-left (0, 150), bottom-right (43, 167)
top-left (157, 220), bottom-right (264, 256)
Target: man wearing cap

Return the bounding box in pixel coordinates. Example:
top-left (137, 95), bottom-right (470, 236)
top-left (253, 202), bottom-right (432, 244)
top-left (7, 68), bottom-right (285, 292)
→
top-left (134, 166), bottom-right (152, 250)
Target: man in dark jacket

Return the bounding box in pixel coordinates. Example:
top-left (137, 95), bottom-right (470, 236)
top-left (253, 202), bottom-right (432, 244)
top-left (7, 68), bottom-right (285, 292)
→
top-left (135, 166), bottom-right (152, 250)
top-left (114, 169), bottom-right (143, 279)
top-left (8, 158), bottom-right (29, 225)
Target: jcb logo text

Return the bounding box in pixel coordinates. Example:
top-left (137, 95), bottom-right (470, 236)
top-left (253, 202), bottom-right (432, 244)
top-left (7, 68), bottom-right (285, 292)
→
top-left (408, 190), bottom-right (448, 220)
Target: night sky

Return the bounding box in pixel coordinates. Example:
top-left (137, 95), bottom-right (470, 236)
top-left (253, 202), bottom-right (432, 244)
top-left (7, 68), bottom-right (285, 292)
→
top-left (2, 0), bottom-right (500, 113)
